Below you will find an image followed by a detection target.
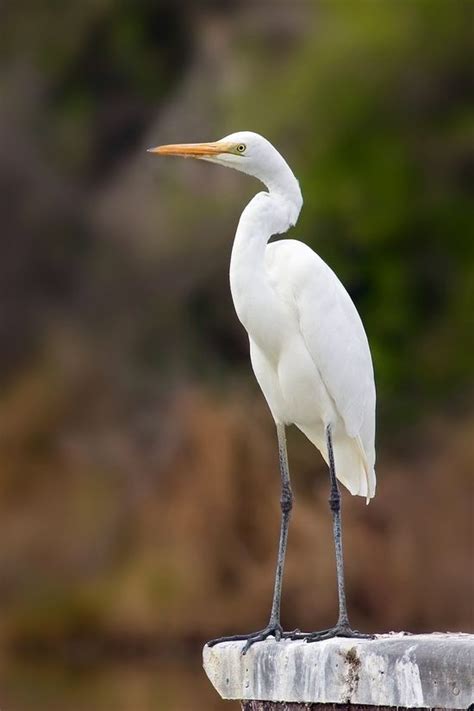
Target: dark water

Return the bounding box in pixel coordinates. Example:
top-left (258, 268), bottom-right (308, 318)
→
top-left (0, 658), bottom-right (238, 711)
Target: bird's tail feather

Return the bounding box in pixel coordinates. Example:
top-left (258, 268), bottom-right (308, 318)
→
top-left (299, 426), bottom-right (376, 501)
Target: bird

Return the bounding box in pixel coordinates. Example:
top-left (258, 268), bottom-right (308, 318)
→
top-left (148, 131), bottom-right (376, 653)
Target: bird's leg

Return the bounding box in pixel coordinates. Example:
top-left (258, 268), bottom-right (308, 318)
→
top-left (207, 424), bottom-right (297, 654)
top-left (268, 422), bottom-right (293, 629)
top-left (327, 423), bottom-right (350, 629)
top-left (291, 425), bottom-right (373, 643)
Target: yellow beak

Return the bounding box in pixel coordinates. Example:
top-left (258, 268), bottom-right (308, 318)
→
top-left (147, 141), bottom-right (231, 158)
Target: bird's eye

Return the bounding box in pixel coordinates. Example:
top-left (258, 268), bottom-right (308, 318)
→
top-left (236, 143), bottom-right (246, 153)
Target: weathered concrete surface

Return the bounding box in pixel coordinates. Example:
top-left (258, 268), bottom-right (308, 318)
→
top-left (203, 633), bottom-right (473, 708)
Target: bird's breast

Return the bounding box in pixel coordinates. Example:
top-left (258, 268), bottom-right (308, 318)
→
top-left (250, 334), bottom-right (336, 428)
top-left (277, 337), bottom-right (336, 426)
top-left (230, 271), bottom-right (289, 357)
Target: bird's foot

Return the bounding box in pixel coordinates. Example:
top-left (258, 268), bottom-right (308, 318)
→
top-left (207, 622), bottom-right (297, 655)
top-left (290, 622), bottom-right (374, 643)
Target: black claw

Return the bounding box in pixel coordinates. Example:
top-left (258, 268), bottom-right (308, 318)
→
top-left (207, 625), bottom-right (374, 650)
top-left (289, 627), bottom-right (333, 640)
top-left (207, 623), bottom-right (285, 654)
top-left (242, 623), bottom-right (283, 654)
top-left (304, 624), bottom-right (374, 643)
top-left (282, 627), bottom-right (301, 639)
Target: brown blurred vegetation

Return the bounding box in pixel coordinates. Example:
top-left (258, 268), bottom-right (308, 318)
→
top-left (1, 380), bottom-right (472, 660)
top-left (0, 1), bottom-right (472, 700)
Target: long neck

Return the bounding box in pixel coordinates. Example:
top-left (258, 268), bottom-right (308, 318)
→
top-left (229, 163), bottom-right (302, 348)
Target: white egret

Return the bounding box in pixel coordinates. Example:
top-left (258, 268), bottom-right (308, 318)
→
top-left (148, 131), bottom-right (376, 652)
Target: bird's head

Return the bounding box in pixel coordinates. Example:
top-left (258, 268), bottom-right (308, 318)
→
top-left (148, 131), bottom-right (302, 213)
top-left (149, 131), bottom-right (273, 174)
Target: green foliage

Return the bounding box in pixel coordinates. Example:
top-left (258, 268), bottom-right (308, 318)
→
top-left (248, 1), bottom-right (474, 415)
top-left (0, 3), bottom-right (472, 688)
top-left (2, 1), bottom-right (471, 418)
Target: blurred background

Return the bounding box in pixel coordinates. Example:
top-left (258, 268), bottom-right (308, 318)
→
top-left (0, 1), bottom-right (473, 709)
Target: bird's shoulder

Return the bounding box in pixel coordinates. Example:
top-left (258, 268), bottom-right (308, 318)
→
top-left (265, 238), bottom-right (324, 274)
top-left (265, 238), bottom-right (349, 305)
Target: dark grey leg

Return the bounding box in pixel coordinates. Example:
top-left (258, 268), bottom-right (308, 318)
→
top-left (207, 424), bottom-right (295, 653)
top-left (326, 423), bottom-right (349, 627)
top-left (268, 423), bottom-right (293, 627)
top-left (291, 424), bottom-right (373, 642)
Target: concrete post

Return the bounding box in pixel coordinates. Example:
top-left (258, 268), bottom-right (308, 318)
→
top-left (203, 633), bottom-right (473, 709)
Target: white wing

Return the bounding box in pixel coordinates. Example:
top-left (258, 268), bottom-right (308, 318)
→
top-left (265, 239), bottom-right (376, 479)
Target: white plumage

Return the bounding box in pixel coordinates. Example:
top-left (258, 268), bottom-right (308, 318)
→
top-left (264, 239), bottom-right (376, 498)
top-left (223, 132), bottom-right (376, 500)
top-left (149, 130), bottom-right (377, 648)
